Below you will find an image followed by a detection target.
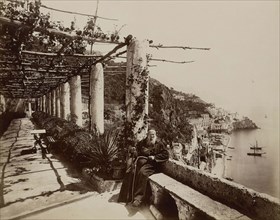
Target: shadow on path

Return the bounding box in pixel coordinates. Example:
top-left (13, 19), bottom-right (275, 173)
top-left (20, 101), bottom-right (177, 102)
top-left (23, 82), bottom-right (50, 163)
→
top-left (45, 156), bottom-right (65, 191)
top-left (0, 120), bottom-right (22, 207)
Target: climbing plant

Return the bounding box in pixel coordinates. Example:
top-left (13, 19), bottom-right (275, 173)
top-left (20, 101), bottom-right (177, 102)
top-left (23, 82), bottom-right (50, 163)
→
top-left (119, 53), bottom-right (150, 153)
top-left (0, 0), bottom-right (120, 54)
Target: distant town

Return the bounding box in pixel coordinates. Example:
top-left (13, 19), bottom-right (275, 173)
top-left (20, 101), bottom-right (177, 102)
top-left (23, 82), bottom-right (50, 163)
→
top-left (171, 92), bottom-right (258, 175)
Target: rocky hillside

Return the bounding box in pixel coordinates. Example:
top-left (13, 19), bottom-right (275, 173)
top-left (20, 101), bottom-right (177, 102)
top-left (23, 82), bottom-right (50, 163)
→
top-left (103, 73), bottom-right (212, 145)
top-left (232, 117), bottom-right (258, 130)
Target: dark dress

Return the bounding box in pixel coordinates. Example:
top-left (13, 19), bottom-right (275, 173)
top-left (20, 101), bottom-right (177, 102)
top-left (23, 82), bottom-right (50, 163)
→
top-left (118, 138), bottom-right (169, 204)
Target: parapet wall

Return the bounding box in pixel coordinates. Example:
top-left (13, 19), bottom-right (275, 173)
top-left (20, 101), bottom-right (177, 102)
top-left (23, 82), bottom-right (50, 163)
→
top-left (162, 160), bottom-right (280, 220)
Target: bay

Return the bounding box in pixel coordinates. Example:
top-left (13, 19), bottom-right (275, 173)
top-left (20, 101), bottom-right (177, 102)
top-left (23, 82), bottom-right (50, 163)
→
top-left (225, 114), bottom-right (280, 198)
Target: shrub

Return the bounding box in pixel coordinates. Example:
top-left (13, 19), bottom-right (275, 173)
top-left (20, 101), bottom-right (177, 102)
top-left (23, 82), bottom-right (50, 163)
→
top-left (32, 111), bottom-right (124, 179)
top-left (82, 129), bottom-right (120, 179)
top-left (0, 111), bottom-right (26, 137)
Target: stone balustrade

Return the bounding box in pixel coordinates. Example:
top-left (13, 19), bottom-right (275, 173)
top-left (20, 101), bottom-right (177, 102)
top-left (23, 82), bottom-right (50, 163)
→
top-left (149, 173), bottom-right (250, 220)
top-left (158, 160), bottom-right (280, 220)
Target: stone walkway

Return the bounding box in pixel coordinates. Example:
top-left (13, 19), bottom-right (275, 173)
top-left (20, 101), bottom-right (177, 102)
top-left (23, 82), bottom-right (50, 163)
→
top-left (0, 118), bottom-right (154, 220)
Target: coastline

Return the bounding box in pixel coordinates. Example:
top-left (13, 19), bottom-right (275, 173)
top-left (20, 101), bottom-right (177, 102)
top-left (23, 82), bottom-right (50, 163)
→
top-left (210, 133), bottom-right (231, 179)
top-left (223, 135), bottom-right (231, 179)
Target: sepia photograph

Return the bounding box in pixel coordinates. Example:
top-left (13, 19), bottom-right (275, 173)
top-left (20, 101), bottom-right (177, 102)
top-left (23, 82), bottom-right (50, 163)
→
top-left (0, 0), bottom-right (279, 219)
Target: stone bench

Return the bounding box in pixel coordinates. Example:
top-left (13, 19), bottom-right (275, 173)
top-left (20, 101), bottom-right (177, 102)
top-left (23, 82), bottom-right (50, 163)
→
top-left (30, 129), bottom-right (46, 134)
top-left (45, 135), bottom-right (57, 151)
top-left (149, 173), bottom-right (251, 220)
top-left (46, 136), bottom-right (56, 144)
top-left (44, 125), bottom-right (62, 148)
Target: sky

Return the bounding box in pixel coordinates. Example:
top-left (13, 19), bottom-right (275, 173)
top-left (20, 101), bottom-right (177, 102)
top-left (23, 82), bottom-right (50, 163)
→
top-left (41, 0), bottom-right (279, 125)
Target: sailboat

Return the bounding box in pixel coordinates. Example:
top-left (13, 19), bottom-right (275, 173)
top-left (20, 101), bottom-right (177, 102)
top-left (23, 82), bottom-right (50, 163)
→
top-left (247, 140), bottom-right (266, 156)
top-left (249, 140), bottom-right (262, 150)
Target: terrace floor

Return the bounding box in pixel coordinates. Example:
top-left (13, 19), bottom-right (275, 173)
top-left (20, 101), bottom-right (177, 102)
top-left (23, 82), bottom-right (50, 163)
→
top-left (0, 118), bottom-right (154, 220)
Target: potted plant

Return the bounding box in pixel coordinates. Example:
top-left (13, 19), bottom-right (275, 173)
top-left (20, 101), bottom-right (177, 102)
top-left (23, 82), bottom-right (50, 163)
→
top-left (81, 129), bottom-right (128, 192)
top-left (84, 129), bottom-right (119, 178)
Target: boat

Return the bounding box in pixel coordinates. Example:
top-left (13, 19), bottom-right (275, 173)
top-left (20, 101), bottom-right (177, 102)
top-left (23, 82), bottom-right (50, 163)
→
top-left (249, 140), bottom-right (263, 150)
top-left (247, 152), bottom-right (265, 156)
top-left (247, 141), bottom-right (266, 156)
top-left (225, 177), bottom-right (233, 181)
top-left (228, 146), bottom-right (235, 149)
top-left (250, 147), bottom-right (262, 150)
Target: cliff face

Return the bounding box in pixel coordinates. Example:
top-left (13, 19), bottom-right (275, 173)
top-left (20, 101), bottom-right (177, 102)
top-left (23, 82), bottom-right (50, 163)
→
top-left (104, 74), bottom-right (211, 144)
top-left (149, 78), bottom-right (193, 144)
top-left (232, 117), bottom-right (258, 130)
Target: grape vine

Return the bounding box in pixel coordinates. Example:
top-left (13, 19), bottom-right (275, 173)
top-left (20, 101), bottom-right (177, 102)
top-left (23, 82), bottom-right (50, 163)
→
top-left (0, 0), bottom-right (121, 54)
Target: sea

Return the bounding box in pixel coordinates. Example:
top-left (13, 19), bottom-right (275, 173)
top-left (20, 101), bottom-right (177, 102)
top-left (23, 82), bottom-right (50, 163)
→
top-left (225, 113), bottom-right (280, 199)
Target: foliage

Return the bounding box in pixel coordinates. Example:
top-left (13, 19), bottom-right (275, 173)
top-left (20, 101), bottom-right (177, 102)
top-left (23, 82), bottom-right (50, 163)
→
top-left (32, 111), bottom-right (125, 179)
top-left (0, 0), bottom-right (120, 54)
top-left (125, 63), bottom-right (149, 139)
top-left (104, 68), bottom-right (126, 104)
top-left (32, 111), bottom-right (91, 167)
top-left (103, 71), bottom-right (209, 144)
top-left (0, 111), bottom-right (26, 137)
top-left (83, 129), bottom-right (121, 178)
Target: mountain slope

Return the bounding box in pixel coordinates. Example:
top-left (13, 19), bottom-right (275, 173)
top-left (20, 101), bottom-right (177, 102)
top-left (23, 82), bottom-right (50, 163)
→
top-left (104, 73), bottom-right (212, 144)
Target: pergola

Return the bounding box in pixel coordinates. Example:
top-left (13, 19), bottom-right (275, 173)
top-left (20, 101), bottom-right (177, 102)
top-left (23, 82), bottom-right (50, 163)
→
top-left (0, 1), bottom-right (149, 141)
top-left (0, 1), bottom-right (209, 141)
top-left (0, 47), bottom-right (128, 98)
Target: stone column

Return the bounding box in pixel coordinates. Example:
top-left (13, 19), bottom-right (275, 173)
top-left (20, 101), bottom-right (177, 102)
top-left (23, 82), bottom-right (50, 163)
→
top-left (38, 97), bottom-right (41, 111)
top-left (60, 82), bottom-right (70, 120)
top-left (28, 102), bottom-right (32, 118)
top-left (48, 92), bottom-right (52, 115)
top-left (37, 98), bottom-right (40, 111)
top-left (70, 75), bottom-right (82, 126)
top-left (41, 96), bottom-right (44, 112)
top-left (0, 94), bottom-right (6, 114)
top-left (40, 97), bottom-right (43, 111)
top-left (37, 97), bottom-right (41, 111)
top-left (45, 94), bottom-right (48, 113)
top-left (46, 94), bottom-right (49, 114)
top-left (126, 38), bottom-right (149, 141)
top-left (34, 99), bottom-right (38, 111)
top-left (42, 95), bottom-right (46, 112)
top-left (90, 63), bottom-right (104, 134)
top-left (51, 89), bottom-right (56, 116)
top-left (55, 87), bottom-right (61, 117)
top-left (40, 98), bottom-right (42, 111)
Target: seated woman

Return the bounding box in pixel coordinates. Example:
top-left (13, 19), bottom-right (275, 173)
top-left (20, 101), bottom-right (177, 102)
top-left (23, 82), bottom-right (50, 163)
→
top-left (118, 129), bottom-right (169, 207)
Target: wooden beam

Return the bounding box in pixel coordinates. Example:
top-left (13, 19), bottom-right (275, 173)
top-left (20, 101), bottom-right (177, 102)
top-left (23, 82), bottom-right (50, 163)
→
top-left (0, 67), bottom-right (77, 72)
top-left (21, 50), bottom-right (103, 58)
top-left (40, 4), bottom-right (117, 21)
top-left (0, 16), bottom-right (121, 45)
top-left (0, 48), bottom-right (102, 58)
top-left (91, 41), bottom-right (128, 66)
top-left (150, 44), bottom-right (211, 50)
top-left (150, 59), bottom-right (194, 64)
